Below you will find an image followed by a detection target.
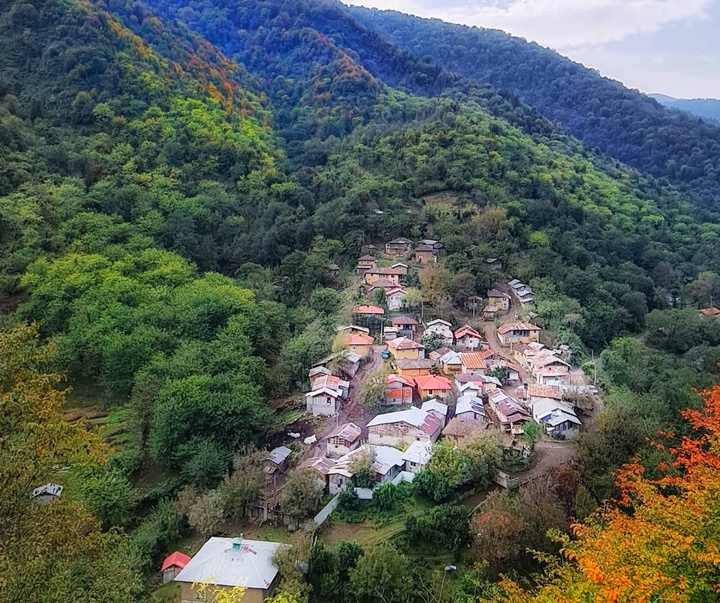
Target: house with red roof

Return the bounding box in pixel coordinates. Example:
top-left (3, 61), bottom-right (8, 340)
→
top-left (454, 325), bottom-right (484, 350)
top-left (413, 374), bottom-right (453, 400)
top-left (700, 307), bottom-right (720, 317)
top-left (385, 286), bottom-right (407, 311)
top-left (161, 551), bottom-right (191, 583)
top-left (345, 333), bottom-right (374, 357)
top-left (353, 305), bottom-right (385, 316)
top-left (356, 255), bottom-right (378, 275)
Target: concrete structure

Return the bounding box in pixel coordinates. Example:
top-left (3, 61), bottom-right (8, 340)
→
top-left (175, 537), bottom-right (286, 603)
top-left (390, 316), bottom-right (419, 337)
top-left (366, 407), bottom-right (443, 448)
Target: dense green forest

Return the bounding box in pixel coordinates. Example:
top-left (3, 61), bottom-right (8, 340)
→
top-left (348, 4), bottom-right (720, 209)
top-left (2, 0), bottom-right (720, 601)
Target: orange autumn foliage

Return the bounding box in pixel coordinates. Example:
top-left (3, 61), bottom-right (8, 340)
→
top-left (486, 386), bottom-right (720, 603)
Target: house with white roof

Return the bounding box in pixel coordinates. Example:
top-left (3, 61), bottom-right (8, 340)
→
top-left (327, 445), bottom-right (405, 494)
top-left (532, 398), bottom-right (581, 439)
top-left (454, 395), bottom-right (486, 422)
top-left (421, 399), bottom-right (449, 423)
top-left (366, 407), bottom-right (443, 448)
top-left (424, 319), bottom-right (454, 345)
top-left (402, 440), bottom-right (434, 473)
top-left (438, 350), bottom-right (463, 375)
top-left (174, 536), bottom-right (287, 603)
top-left (305, 374), bottom-right (349, 417)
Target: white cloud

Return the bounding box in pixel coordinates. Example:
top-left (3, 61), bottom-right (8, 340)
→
top-left (345, 0), bottom-right (711, 49)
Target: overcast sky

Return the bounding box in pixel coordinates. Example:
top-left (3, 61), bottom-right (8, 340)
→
top-left (343, 0), bottom-right (720, 98)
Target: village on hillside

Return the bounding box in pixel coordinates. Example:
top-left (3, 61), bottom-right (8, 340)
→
top-left (160, 237), bottom-right (602, 602)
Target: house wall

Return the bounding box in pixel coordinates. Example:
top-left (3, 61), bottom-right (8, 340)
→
top-left (349, 343), bottom-right (372, 358)
top-left (489, 297), bottom-right (510, 311)
top-left (461, 365), bottom-right (487, 376)
top-left (499, 331), bottom-right (539, 346)
top-left (404, 460), bottom-right (429, 474)
top-left (441, 363), bottom-right (463, 375)
top-left (306, 394), bottom-right (338, 416)
top-left (328, 474), bottom-right (349, 495)
top-left (384, 386), bottom-right (413, 406)
top-left (456, 410), bottom-right (484, 422)
top-left (414, 251), bottom-right (434, 264)
top-left (327, 439), bottom-right (359, 458)
top-left (419, 387), bottom-right (450, 401)
top-left (387, 295), bottom-right (404, 311)
top-left (397, 366), bottom-right (430, 377)
top-left (379, 466), bottom-right (402, 484)
top-left (367, 424), bottom-right (430, 447)
top-left (181, 582), bottom-right (267, 603)
top-left (391, 348), bottom-right (421, 360)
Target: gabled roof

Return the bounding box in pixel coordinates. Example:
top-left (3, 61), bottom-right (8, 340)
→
top-left (528, 384), bottom-right (563, 400)
top-left (391, 263), bottom-right (409, 269)
top-left (368, 267), bottom-right (405, 276)
top-left (333, 444), bottom-right (405, 477)
top-left (508, 279), bottom-right (523, 287)
top-left (388, 337), bottom-right (424, 351)
top-left (358, 255), bottom-right (377, 262)
top-left (267, 446), bottom-right (292, 465)
top-left (413, 375), bottom-right (453, 391)
top-left (385, 286), bottom-right (406, 297)
top-left (439, 350), bottom-right (462, 365)
top-left (455, 395), bottom-right (486, 417)
top-left (536, 366), bottom-right (570, 377)
top-left (387, 374), bottom-right (415, 388)
top-left (336, 324), bottom-right (371, 334)
top-left (395, 358), bottom-right (433, 370)
top-left (369, 278), bottom-right (397, 289)
top-left (311, 374), bottom-right (348, 392)
top-left (414, 244), bottom-right (434, 252)
top-left (366, 407), bottom-right (443, 436)
top-left (174, 537), bottom-right (286, 589)
top-left (309, 366), bottom-right (331, 379)
top-left (426, 319), bottom-right (452, 328)
top-left (326, 422), bottom-right (362, 443)
top-left (162, 551), bottom-right (191, 572)
top-left (388, 237), bottom-right (413, 244)
top-left (391, 316), bottom-right (419, 326)
top-left (497, 322), bottom-right (541, 335)
top-left (353, 305), bottom-right (385, 315)
top-left (301, 456), bottom-right (336, 475)
top-left (443, 417), bottom-right (484, 438)
top-left (402, 440), bottom-right (434, 466)
top-left (455, 325), bottom-right (483, 340)
top-left (459, 352), bottom-right (489, 370)
top-left (347, 333), bottom-right (374, 346)
top-left (421, 399), bottom-right (449, 417)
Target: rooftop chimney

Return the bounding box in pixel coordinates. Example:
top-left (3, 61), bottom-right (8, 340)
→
top-left (232, 535), bottom-right (243, 551)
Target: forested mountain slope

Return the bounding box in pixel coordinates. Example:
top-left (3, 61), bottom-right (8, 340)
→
top-left (347, 4), bottom-right (720, 208)
top-left (651, 94), bottom-right (720, 124)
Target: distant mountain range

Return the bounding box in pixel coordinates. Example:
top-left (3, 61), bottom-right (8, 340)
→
top-left (649, 94), bottom-right (720, 124)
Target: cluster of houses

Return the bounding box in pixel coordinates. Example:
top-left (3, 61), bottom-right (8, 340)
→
top-left (508, 279), bottom-right (534, 307)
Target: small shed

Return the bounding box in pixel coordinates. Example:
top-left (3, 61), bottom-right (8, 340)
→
top-left (161, 551), bottom-right (191, 583)
top-left (265, 446), bottom-right (292, 479)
